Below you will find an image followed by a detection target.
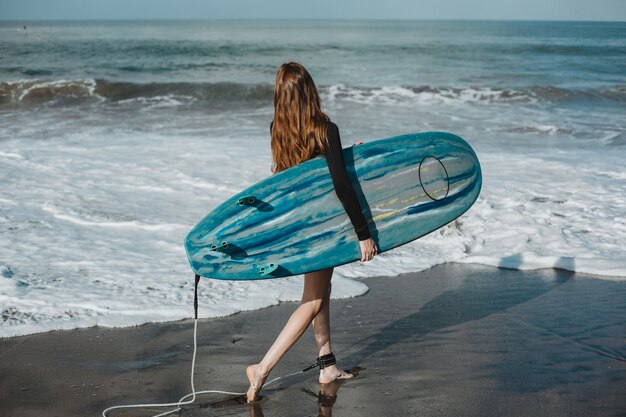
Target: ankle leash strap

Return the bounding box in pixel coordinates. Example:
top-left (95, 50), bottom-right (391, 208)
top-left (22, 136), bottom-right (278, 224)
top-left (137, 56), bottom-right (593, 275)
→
top-left (302, 352), bottom-right (337, 372)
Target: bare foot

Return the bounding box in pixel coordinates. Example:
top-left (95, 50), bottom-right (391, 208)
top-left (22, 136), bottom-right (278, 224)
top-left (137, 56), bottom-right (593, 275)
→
top-left (319, 364), bottom-right (353, 384)
top-left (246, 363), bottom-right (269, 403)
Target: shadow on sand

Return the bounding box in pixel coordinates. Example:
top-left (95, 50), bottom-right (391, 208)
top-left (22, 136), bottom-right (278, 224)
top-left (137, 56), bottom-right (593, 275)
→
top-left (342, 263), bottom-right (575, 367)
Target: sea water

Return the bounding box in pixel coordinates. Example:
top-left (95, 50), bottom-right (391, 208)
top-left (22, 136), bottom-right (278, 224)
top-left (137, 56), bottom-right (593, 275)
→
top-left (1, 20), bottom-right (625, 336)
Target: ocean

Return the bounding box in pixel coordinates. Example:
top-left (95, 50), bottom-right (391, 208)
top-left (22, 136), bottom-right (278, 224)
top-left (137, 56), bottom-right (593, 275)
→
top-left (1, 20), bottom-right (625, 337)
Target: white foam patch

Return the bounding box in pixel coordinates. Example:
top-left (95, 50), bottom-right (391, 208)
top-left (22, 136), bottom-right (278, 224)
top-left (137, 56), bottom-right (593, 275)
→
top-left (337, 150), bottom-right (626, 281)
top-left (117, 95), bottom-right (197, 108)
top-left (0, 132), bottom-right (370, 338)
top-left (1, 113), bottom-right (625, 337)
top-left (322, 84), bottom-right (534, 106)
top-left (42, 202), bottom-right (188, 231)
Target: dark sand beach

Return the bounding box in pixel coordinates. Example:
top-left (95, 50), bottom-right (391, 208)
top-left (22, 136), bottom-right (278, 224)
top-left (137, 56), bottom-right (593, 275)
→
top-left (1, 263), bottom-right (625, 417)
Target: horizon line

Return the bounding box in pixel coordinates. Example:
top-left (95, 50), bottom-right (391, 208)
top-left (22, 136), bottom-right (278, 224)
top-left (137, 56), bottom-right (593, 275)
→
top-left (1, 17), bottom-right (625, 23)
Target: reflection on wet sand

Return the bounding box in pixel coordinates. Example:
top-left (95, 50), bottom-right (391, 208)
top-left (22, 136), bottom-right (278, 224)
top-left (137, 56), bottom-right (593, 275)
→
top-left (195, 366), bottom-right (362, 417)
top-left (248, 367), bottom-right (361, 417)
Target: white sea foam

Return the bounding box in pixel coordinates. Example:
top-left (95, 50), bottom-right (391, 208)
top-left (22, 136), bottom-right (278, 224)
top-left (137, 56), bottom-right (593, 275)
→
top-left (3, 75), bottom-right (626, 340)
top-left (1, 123), bottom-right (625, 338)
top-left (117, 94), bottom-right (197, 108)
top-left (373, 151), bottom-right (626, 279)
top-left (42, 202), bottom-right (188, 231)
top-left (322, 84), bottom-right (535, 106)
top-left (0, 131), bottom-right (369, 338)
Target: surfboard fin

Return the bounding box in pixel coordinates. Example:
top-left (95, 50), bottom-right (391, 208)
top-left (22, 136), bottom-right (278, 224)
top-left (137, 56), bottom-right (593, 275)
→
top-left (258, 263), bottom-right (278, 277)
top-left (210, 241), bottom-right (229, 251)
top-left (237, 196), bottom-right (257, 206)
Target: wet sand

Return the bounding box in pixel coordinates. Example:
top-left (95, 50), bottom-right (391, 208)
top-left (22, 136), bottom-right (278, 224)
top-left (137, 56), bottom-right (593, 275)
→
top-left (1, 263), bottom-right (625, 417)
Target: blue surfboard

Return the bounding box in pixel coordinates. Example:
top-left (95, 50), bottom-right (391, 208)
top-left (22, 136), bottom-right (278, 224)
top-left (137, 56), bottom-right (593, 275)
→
top-left (185, 131), bottom-right (482, 280)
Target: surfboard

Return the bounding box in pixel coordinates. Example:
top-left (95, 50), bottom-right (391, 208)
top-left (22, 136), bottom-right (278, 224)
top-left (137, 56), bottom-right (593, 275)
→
top-left (185, 131), bottom-right (482, 280)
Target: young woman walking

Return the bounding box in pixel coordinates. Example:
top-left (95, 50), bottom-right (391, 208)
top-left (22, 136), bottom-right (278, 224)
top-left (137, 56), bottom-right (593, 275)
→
top-left (246, 62), bottom-right (377, 403)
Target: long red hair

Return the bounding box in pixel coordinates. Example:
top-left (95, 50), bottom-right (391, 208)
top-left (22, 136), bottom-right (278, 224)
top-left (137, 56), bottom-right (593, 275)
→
top-left (271, 62), bottom-right (330, 173)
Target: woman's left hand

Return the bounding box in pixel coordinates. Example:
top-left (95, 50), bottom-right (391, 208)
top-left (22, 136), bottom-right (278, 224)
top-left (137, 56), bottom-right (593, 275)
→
top-left (352, 141), bottom-right (364, 147)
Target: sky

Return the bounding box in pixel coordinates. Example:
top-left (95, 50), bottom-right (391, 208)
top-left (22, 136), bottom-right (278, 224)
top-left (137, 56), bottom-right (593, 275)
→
top-left (1, 0), bottom-right (625, 21)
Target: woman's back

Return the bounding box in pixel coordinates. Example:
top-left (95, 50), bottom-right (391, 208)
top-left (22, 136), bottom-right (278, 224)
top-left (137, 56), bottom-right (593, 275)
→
top-left (270, 120), bottom-right (371, 241)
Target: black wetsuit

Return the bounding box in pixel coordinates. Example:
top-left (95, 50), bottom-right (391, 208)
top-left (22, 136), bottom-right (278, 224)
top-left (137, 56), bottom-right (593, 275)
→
top-left (271, 121), bottom-right (371, 241)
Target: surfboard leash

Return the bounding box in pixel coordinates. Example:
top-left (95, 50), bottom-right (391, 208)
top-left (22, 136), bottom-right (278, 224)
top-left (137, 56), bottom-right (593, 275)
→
top-left (194, 273), bottom-right (200, 320)
top-left (101, 273), bottom-right (314, 417)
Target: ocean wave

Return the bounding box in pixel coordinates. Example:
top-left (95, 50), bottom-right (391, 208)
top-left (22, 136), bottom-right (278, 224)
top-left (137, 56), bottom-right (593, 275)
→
top-left (1, 78), bottom-right (625, 108)
top-left (0, 78), bottom-right (273, 108)
top-left (324, 84), bottom-right (535, 105)
top-left (601, 131), bottom-right (626, 147)
top-left (496, 124), bottom-right (574, 135)
top-left (0, 78), bottom-right (101, 106)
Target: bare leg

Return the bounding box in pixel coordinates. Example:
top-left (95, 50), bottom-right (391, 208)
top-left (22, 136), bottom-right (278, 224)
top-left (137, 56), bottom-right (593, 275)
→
top-left (312, 271), bottom-right (354, 384)
top-left (246, 268), bottom-right (332, 402)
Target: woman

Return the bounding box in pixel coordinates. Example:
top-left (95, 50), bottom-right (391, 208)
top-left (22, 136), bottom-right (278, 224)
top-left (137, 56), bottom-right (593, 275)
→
top-left (246, 62), bottom-right (378, 403)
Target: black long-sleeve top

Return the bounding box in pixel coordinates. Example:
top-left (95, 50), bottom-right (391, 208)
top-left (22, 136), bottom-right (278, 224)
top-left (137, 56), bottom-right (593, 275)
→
top-left (271, 121), bottom-right (371, 241)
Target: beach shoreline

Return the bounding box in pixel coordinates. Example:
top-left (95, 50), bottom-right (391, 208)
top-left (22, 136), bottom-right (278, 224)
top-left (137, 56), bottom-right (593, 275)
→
top-left (1, 262), bottom-right (624, 417)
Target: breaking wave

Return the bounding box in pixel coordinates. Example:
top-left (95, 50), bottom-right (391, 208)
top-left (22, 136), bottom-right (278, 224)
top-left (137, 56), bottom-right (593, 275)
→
top-left (1, 78), bottom-right (625, 109)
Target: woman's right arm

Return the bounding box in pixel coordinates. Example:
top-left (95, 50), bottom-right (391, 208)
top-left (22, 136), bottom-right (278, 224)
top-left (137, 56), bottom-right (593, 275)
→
top-left (325, 123), bottom-right (377, 261)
